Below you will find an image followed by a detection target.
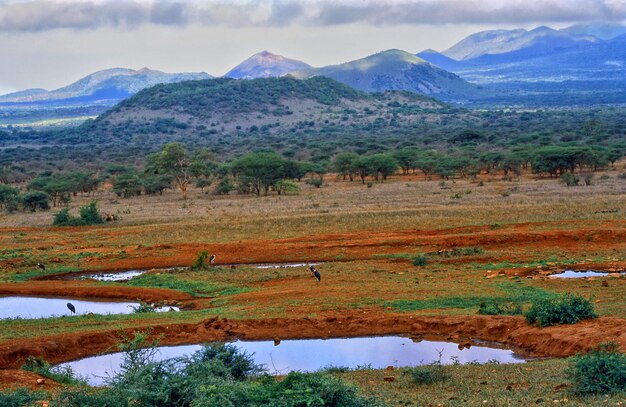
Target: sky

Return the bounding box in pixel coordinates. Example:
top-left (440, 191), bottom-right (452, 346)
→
top-left (0, 0), bottom-right (625, 94)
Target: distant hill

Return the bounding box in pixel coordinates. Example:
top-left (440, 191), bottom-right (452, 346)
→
top-left (561, 23), bottom-right (626, 40)
top-left (442, 26), bottom-right (597, 61)
top-left (224, 51), bottom-right (311, 79)
top-left (56, 76), bottom-right (448, 154)
top-left (0, 68), bottom-right (212, 106)
top-left (290, 50), bottom-right (478, 99)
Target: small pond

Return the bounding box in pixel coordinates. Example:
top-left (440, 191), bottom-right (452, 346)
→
top-left (0, 296), bottom-right (177, 319)
top-left (59, 336), bottom-right (526, 386)
top-left (550, 270), bottom-right (624, 278)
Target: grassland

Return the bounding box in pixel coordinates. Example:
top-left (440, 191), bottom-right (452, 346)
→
top-left (0, 167), bottom-right (624, 404)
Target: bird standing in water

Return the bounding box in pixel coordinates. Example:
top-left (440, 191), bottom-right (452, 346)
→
top-left (309, 265), bottom-right (321, 283)
top-left (66, 302), bottom-right (76, 314)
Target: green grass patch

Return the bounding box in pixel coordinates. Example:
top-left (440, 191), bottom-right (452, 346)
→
top-left (385, 281), bottom-right (556, 312)
top-left (124, 271), bottom-right (250, 297)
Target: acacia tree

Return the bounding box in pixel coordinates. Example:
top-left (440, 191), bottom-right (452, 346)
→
top-left (147, 143), bottom-right (193, 199)
top-left (230, 152), bottom-right (287, 196)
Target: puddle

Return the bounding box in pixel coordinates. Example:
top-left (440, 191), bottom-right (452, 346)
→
top-left (252, 262), bottom-right (321, 269)
top-left (59, 336), bottom-right (526, 386)
top-left (0, 296), bottom-right (178, 319)
top-left (62, 264), bottom-right (320, 281)
top-left (79, 270), bottom-right (146, 282)
top-left (550, 270), bottom-right (624, 278)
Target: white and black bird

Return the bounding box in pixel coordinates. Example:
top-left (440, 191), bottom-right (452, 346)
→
top-left (37, 263), bottom-right (45, 271)
top-left (66, 302), bottom-right (76, 314)
top-left (209, 254), bottom-right (216, 265)
top-left (309, 265), bottom-right (321, 283)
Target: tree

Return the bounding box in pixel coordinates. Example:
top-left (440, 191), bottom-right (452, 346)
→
top-left (22, 191), bottom-right (50, 212)
top-left (367, 153), bottom-right (398, 181)
top-left (143, 174), bottom-right (173, 195)
top-left (274, 180), bottom-right (300, 195)
top-left (332, 152), bottom-right (359, 181)
top-left (0, 185), bottom-right (21, 212)
top-left (27, 175), bottom-right (73, 207)
top-left (147, 143), bottom-right (194, 199)
top-left (231, 152), bottom-right (288, 196)
top-left (113, 172), bottom-right (142, 198)
top-left (393, 149), bottom-right (418, 175)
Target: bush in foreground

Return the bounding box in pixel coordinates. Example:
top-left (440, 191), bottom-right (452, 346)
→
top-left (525, 293), bottom-right (596, 327)
top-left (6, 341), bottom-right (381, 407)
top-left (570, 343), bottom-right (626, 395)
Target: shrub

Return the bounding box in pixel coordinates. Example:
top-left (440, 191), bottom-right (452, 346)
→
top-left (192, 250), bottom-right (210, 270)
top-left (53, 201), bottom-right (103, 226)
top-left (410, 362), bottom-right (449, 385)
top-left (412, 254), bottom-right (428, 266)
top-left (308, 178), bottom-right (323, 188)
top-left (569, 343), bottom-right (626, 395)
top-left (0, 388), bottom-right (45, 407)
top-left (560, 172), bottom-right (579, 187)
top-left (525, 293), bottom-right (596, 327)
top-left (79, 201), bottom-right (104, 225)
top-left (478, 301), bottom-right (522, 316)
top-left (22, 356), bottom-right (83, 385)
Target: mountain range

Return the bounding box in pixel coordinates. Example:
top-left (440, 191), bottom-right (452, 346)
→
top-left (1, 22), bottom-right (625, 124)
top-left (0, 68), bottom-right (212, 106)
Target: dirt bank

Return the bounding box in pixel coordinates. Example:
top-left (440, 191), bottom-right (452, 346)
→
top-left (1, 313), bottom-right (624, 370)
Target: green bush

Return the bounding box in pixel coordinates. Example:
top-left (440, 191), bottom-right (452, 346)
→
top-left (53, 201), bottom-right (103, 226)
top-left (192, 250), bottom-right (210, 270)
top-left (525, 293), bottom-right (596, 327)
top-left (570, 343), bottom-right (626, 395)
top-left (413, 254), bottom-right (428, 266)
top-left (560, 172), bottom-right (580, 186)
top-left (0, 387), bottom-right (45, 407)
top-left (478, 301), bottom-right (522, 316)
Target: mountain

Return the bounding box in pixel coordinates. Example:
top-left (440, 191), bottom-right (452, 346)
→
top-left (290, 49), bottom-right (478, 99)
top-left (561, 23), bottom-right (626, 40)
top-left (224, 51), bottom-right (311, 79)
top-left (442, 26), bottom-right (597, 61)
top-left (0, 68), bottom-right (212, 105)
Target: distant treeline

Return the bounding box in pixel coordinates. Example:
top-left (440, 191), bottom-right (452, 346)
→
top-left (1, 142), bottom-right (623, 213)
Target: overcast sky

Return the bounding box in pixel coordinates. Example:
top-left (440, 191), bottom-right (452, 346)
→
top-left (1, 0), bottom-right (625, 93)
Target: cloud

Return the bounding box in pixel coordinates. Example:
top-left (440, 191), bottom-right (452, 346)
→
top-left (0, 0), bottom-right (624, 32)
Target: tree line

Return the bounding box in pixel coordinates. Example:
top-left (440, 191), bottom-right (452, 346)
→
top-left (0, 142), bottom-right (623, 213)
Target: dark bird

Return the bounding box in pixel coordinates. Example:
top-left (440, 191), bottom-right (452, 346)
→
top-left (37, 263), bottom-right (45, 271)
top-left (309, 265), bottom-right (321, 283)
top-left (209, 254), bottom-right (216, 265)
top-left (66, 302), bottom-right (76, 314)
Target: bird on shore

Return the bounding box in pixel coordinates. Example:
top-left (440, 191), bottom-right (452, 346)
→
top-left (37, 263), bottom-right (45, 271)
top-left (209, 254), bottom-right (216, 265)
top-left (66, 302), bottom-right (76, 314)
top-left (309, 265), bottom-right (321, 283)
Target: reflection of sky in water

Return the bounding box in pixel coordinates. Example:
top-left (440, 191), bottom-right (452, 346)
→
top-left (0, 296), bottom-right (177, 319)
top-left (81, 270), bottom-right (145, 281)
top-left (0, 296), bottom-right (139, 318)
top-left (550, 270), bottom-right (620, 278)
top-left (60, 337), bottom-right (526, 386)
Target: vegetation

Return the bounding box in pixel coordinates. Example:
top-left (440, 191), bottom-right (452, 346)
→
top-left (53, 200), bottom-right (104, 226)
top-left (6, 340), bottom-right (381, 407)
top-left (569, 343), bottom-right (626, 395)
top-left (525, 293), bottom-right (597, 327)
